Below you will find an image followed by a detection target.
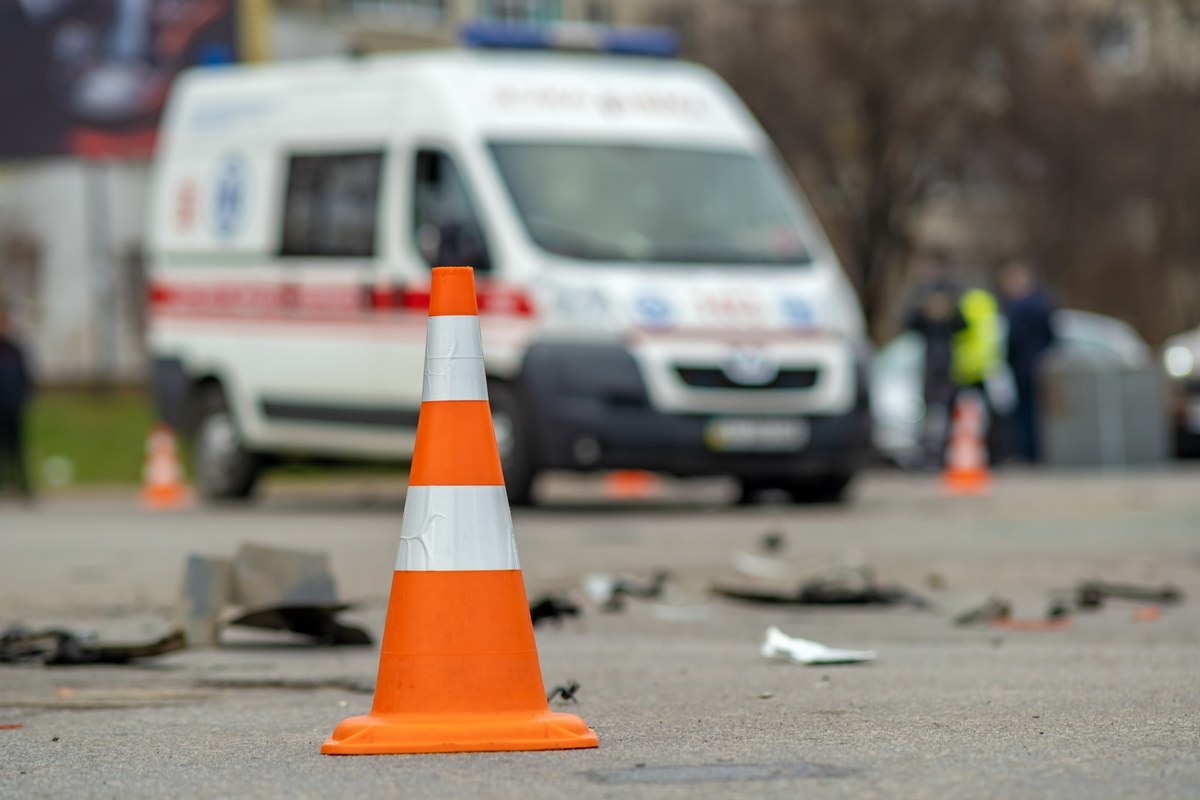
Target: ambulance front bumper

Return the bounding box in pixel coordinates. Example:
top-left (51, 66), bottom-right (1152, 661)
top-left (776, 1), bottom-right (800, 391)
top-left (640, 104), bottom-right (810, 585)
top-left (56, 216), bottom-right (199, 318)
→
top-left (518, 342), bottom-right (872, 477)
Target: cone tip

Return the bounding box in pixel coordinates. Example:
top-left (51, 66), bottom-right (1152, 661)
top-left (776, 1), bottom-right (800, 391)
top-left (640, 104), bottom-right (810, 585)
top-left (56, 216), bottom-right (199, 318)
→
top-left (430, 266), bottom-right (479, 317)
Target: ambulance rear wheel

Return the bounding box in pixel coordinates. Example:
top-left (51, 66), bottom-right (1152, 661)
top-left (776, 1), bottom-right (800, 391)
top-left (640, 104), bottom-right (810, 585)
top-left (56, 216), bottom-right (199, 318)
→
top-left (192, 385), bottom-right (262, 502)
top-left (489, 380), bottom-right (537, 507)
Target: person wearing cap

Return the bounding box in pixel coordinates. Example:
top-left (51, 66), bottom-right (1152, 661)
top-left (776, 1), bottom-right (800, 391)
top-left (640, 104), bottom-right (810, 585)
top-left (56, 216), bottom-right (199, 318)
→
top-left (0, 304), bottom-right (33, 501)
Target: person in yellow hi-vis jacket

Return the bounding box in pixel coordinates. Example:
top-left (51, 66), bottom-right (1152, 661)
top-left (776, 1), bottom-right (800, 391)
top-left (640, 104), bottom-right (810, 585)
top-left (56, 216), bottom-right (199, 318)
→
top-left (952, 288), bottom-right (1012, 463)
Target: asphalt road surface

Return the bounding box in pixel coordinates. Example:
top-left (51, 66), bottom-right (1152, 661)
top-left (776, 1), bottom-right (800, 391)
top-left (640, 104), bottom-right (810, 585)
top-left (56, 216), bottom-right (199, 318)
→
top-left (1, 469), bottom-right (1198, 799)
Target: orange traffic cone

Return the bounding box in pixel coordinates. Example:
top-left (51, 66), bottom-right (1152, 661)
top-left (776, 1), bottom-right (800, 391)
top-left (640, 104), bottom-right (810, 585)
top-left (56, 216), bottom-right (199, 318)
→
top-left (141, 423), bottom-right (190, 510)
top-left (322, 266), bottom-right (598, 755)
top-left (942, 392), bottom-right (990, 496)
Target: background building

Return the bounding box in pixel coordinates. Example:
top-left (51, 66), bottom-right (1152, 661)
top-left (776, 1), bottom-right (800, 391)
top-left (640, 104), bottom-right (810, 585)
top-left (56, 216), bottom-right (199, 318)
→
top-left (2, 0), bottom-right (1197, 383)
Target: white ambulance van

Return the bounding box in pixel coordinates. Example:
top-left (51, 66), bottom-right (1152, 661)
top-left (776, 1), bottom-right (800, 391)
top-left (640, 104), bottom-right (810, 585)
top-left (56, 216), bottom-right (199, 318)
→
top-left (146, 24), bottom-right (872, 505)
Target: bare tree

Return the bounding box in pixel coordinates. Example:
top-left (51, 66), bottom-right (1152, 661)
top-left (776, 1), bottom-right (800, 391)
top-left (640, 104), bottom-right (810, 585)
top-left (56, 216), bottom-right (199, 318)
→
top-left (983, 2), bottom-right (1200, 341)
top-left (681, 0), bottom-right (1200, 342)
top-left (683, 0), bottom-right (1005, 336)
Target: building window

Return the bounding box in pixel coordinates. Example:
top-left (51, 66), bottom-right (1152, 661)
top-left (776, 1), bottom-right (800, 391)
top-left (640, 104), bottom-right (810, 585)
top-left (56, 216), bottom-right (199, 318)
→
top-left (281, 152), bottom-right (383, 258)
top-left (345, 0), bottom-right (447, 24)
top-left (477, 0), bottom-right (562, 24)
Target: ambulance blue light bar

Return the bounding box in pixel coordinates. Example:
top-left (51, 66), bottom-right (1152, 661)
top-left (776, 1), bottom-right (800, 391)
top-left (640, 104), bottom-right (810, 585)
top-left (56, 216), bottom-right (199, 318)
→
top-left (460, 21), bottom-right (679, 58)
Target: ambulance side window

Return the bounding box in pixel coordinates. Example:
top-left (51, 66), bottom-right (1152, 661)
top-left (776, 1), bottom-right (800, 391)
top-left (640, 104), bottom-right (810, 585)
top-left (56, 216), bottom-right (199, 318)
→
top-left (281, 151), bottom-right (383, 258)
top-left (412, 149), bottom-right (492, 272)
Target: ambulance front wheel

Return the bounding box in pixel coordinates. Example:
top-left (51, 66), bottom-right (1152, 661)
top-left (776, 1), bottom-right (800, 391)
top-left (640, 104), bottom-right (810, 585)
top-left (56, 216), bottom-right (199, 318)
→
top-left (192, 384), bottom-right (263, 502)
top-left (488, 380), bottom-right (538, 507)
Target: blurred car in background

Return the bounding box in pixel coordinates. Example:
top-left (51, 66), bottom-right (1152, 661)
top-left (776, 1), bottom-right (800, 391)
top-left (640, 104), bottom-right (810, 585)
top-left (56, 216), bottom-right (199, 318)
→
top-left (871, 309), bottom-right (1151, 467)
top-left (1162, 325), bottom-right (1200, 456)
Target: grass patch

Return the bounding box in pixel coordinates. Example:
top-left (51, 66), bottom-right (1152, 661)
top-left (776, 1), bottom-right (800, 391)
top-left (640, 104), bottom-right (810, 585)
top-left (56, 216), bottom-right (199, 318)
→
top-left (23, 387), bottom-right (408, 489)
top-left (28, 387), bottom-right (157, 487)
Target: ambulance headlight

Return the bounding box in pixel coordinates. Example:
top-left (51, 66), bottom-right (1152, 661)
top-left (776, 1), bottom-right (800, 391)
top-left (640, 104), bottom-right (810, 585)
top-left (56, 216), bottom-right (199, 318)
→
top-left (1164, 345), bottom-right (1194, 379)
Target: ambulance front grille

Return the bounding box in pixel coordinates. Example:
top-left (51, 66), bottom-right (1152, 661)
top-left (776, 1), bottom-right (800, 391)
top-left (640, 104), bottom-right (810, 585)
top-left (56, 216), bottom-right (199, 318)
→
top-left (674, 366), bottom-right (819, 391)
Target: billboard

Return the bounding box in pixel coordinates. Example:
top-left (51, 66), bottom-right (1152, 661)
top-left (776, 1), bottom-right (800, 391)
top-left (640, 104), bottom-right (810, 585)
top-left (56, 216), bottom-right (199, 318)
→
top-left (0, 0), bottom-right (239, 159)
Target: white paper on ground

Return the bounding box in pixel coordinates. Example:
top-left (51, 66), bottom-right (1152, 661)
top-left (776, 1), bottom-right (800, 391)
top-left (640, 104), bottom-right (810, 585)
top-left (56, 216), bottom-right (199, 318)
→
top-left (760, 625), bottom-right (877, 665)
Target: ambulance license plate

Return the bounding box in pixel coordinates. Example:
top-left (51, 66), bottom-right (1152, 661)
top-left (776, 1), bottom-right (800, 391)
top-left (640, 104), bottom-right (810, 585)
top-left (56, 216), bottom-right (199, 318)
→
top-left (704, 418), bottom-right (810, 452)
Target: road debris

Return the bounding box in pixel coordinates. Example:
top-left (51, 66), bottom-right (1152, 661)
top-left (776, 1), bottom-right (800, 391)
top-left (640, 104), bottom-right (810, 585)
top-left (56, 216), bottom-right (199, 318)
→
top-left (954, 596), bottom-right (1013, 626)
top-left (760, 531), bottom-right (786, 553)
top-left (760, 626), bottom-right (876, 665)
top-left (730, 531), bottom-right (808, 581)
top-left (175, 544), bottom-right (372, 647)
top-left (530, 594), bottom-right (581, 627)
top-left (719, 543), bottom-right (928, 608)
top-left (546, 680), bottom-right (581, 704)
top-left (582, 570), bottom-right (670, 612)
top-left (714, 573), bottom-right (928, 608)
top-left (1131, 605), bottom-right (1162, 623)
top-left (0, 626), bottom-right (186, 665)
top-left (225, 604), bottom-right (371, 645)
top-left (1075, 581), bottom-right (1183, 609)
top-left (1046, 600), bottom-right (1072, 619)
top-left (956, 595), bottom-right (1074, 631)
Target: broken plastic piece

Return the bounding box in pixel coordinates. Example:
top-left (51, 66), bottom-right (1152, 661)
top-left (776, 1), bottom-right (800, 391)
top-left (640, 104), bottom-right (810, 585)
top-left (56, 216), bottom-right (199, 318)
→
top-left (225, 605), bottom-right (371, 645)
top-left (954, 596), bottom-right (1013, 626)
top-left (1076, 581), bottom-right (1183, 608)
top-left (175, 544), bottom-right (372, 647)
top-left (1132, 605), bottom-right (1162, 623)
top-left (581, 570), bottom-right (670, 612)
top-left (715, 579), bottom-right (926, 608)
top-left (529, 594), bottom-right (580, 627)
top-left (546, 681), bottom-right (581, 704)
top-left (0, 627), bottom-right (186, 666)
top-left (760, 626), bottom-right (876, 665)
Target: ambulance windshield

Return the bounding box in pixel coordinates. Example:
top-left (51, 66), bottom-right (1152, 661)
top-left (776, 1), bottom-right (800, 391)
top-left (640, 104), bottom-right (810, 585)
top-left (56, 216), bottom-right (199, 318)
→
top-left (489, 142), bottom-right (812, 265)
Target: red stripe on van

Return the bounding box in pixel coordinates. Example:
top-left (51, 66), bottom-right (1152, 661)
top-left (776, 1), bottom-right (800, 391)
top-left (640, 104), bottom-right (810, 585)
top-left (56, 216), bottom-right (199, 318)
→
top-left (368, 284), bottom-right (534, 316)
top-left (149, 280), bottom-right (536, 319)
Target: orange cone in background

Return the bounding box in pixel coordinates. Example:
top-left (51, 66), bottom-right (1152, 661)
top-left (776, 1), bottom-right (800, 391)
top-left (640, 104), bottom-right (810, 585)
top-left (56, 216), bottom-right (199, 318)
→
top-left (942, 392), bottom-right (991, 496)
top-left (322, 266), bottom-right (598, 755)
top-left (604, 469), bottom-right (659, 500)
top-left (141, 423), bottom-right (190, 510)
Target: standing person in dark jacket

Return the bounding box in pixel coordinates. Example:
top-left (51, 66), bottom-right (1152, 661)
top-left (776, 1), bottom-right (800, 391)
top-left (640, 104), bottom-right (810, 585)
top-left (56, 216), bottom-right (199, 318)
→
top-left (1001, 262), bottom-right (1056, 464)
top-left (904, 250), bottom-right (966, 469)
top-left (0, 303), bottom-right (33, 500)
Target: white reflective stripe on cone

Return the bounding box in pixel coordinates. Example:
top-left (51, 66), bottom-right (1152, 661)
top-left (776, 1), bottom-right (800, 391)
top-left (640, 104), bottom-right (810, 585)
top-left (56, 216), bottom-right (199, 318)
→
top-left (421, 315), bottom-right (488, 402)
top-left (397, 485), bottom-right (520, 571)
